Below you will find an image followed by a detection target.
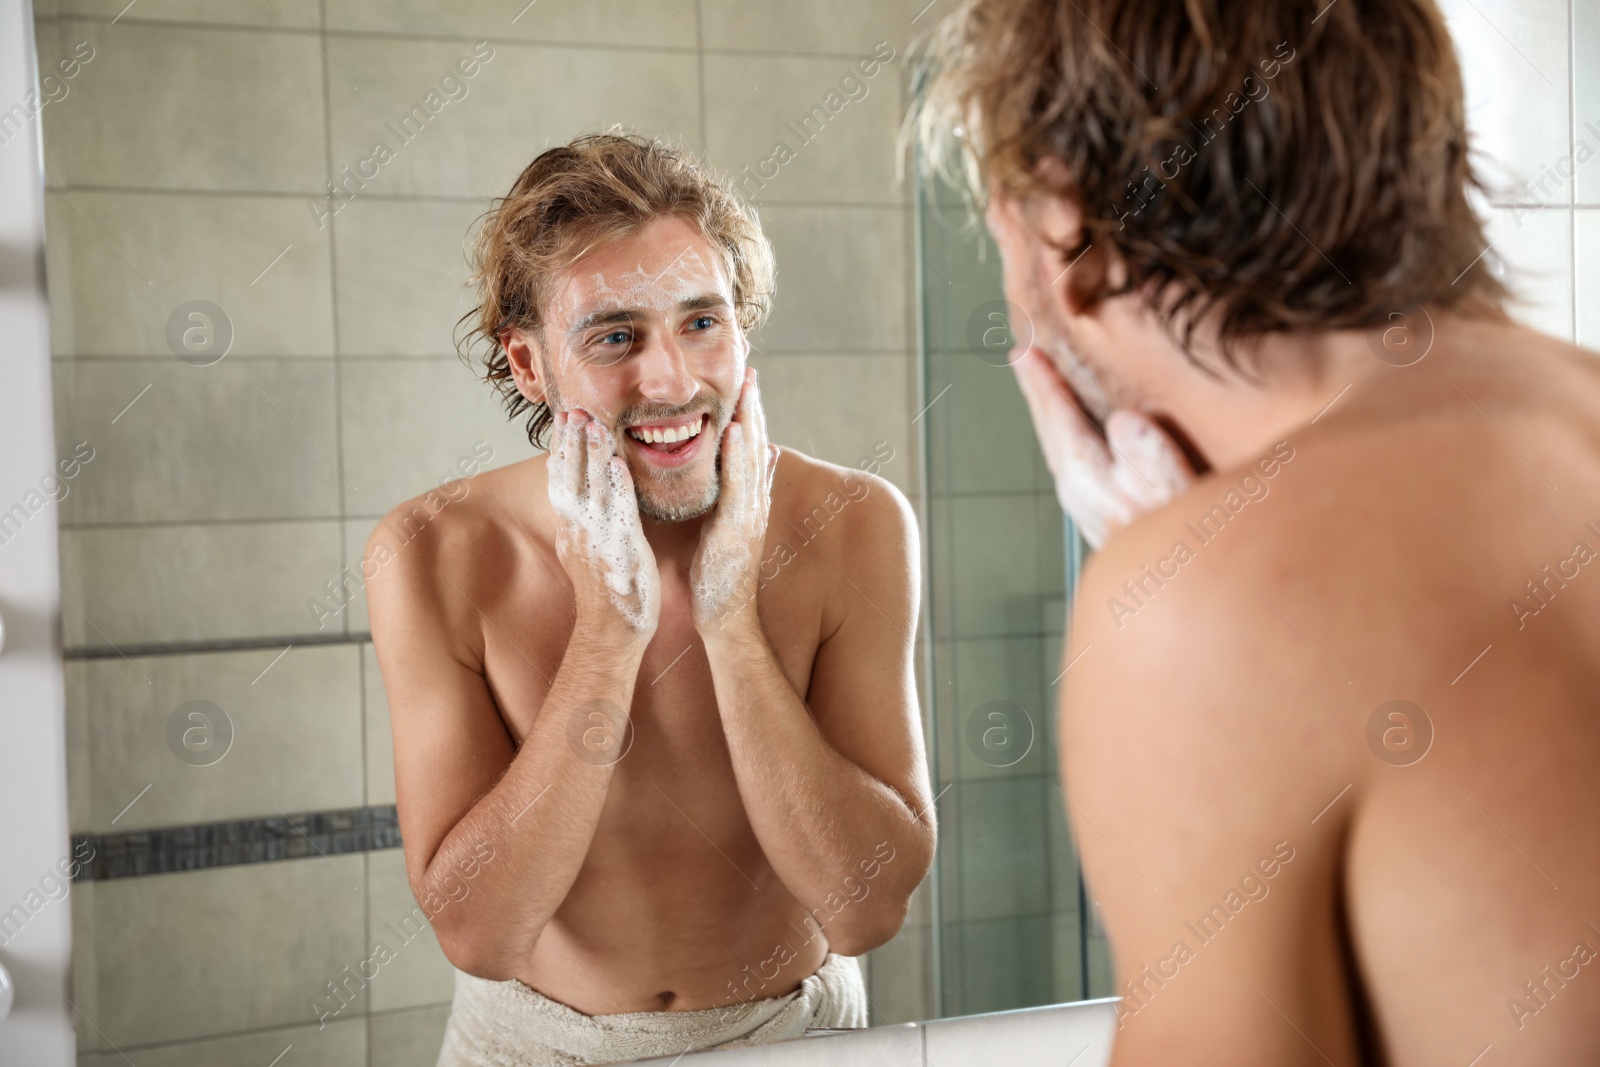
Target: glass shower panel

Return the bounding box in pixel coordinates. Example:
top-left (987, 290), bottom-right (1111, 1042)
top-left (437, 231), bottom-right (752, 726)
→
top-left (915, 163), bottom-right (1113, 1016)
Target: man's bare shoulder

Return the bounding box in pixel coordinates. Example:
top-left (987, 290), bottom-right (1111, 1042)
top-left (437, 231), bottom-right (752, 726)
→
top-left (770, 445), bottom-right (916, 563)
top-left (365, 454), bottom-right (554, 629)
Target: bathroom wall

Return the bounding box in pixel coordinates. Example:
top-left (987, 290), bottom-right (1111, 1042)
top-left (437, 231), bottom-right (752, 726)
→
top-left (30, 1), bottom-right (932, 1063)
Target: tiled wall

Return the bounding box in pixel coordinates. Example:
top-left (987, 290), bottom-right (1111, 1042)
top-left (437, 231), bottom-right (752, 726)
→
top-left (33, 0), bottom-right (932, 1063)
top-left (1437, 0), bottom-right (1598, 343)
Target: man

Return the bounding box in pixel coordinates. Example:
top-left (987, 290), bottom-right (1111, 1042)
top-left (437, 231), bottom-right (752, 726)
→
top-left (366, 133), bottom-right (933, 1066)
top-left (923, 1), bottom-right (1600, 1064)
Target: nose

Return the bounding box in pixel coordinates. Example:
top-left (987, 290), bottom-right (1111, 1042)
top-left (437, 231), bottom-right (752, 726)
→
top-left (632, 329), bottom-right (699, 408)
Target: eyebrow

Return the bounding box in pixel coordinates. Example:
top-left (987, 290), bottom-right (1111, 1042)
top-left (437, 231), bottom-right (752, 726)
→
top-left (567, 294), bottom-right (732, 337)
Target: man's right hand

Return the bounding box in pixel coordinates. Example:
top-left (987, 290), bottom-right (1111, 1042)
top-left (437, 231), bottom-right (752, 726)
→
top-left (547, 409), bottom-right (661, 641)
top-left (1012, 346), bottom-right (1196, 549)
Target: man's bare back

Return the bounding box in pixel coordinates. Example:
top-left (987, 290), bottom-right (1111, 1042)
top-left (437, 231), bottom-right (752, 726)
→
top-left (368, 440), bottom-right (923, 1016)
top-left (1065, 318), bottom-right (1600, 1064)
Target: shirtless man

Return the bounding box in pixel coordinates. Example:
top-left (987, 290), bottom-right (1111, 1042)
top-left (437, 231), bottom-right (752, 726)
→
top-left (922, 0), bottom-right (1600, 1063)
top-left (365, 133), bottom-right (933, 1066)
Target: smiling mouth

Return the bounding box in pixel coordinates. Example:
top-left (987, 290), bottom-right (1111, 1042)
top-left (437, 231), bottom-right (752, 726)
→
top-left (624, 413), bottom-right (707, 458)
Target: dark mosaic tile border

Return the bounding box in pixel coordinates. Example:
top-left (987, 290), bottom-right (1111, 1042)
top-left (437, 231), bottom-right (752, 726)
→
top-left (72, 804), bottom-right (402, 881)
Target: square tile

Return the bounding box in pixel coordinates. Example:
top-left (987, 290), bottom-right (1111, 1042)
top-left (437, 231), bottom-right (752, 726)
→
top-left (324, 0), bottom-right (697, 49)
top-left (935, 637), bottom-right (1047, 783)
top-left (864, 922), bottom-right (932, 1025)
top-left (85, 856), bottom-right (366, 1047)
top-left (48, 19), bottom-right (326, 192)
top-left (1484, 203), bottom-right (1573, 340)
top-left (43, 189), bottom-right (336, 358)
top-left (924, 351), bottom-right (1041, 495)
top-left (751, 352), bottom-right (915, 494)
top-left (704, 52), bottom-right (907, 206)
top-left (75, 645), bottom-right (362, 833)
top-left (53, 359), bottom-right (342, 526)
top-left (368, 1004), bottom-right (452, 1067)
top-left (331, 196), bottom-right (485, 357)
top-left (1438, 0), bottom-right (1570, 204)
top-left (937, 913), bottom-right (1056, 1017)
top-left (338, 358), bottom-right (532, 516)
top-left (325, 35), bottom-right (700, 201)
top-left (944, 493), bottom-right (1042, 639)
top-left (365, 849), bottom-right (456, 1012)
top-left (752, 204), bottom-right (912, 353)
top-left (937, 776), bottom-right (1049, 923)
top-left (59, 519), bottom-right (343, 648)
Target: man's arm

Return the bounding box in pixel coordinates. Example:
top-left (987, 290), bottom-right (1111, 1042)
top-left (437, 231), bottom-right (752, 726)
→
top-left (701, 467), bottom-right (935, 956)
top-left (368, 412), bottom-right (659, 980)
top-left (1063, 509), bottom-right (1367, 1065)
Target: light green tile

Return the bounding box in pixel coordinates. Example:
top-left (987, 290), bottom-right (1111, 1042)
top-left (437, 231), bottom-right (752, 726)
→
top-left (59, 0), bottom-right (319, 28)
top-left (365, 850), bottom-right (455, 1012)
top-left (701, 0), bottom-right (920, 55)
top-left (945, 493), bottom-right (1040, 639)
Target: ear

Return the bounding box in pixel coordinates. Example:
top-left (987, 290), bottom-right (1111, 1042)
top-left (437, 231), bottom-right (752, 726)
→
top-left (501, 326), bottom-right (549, 407)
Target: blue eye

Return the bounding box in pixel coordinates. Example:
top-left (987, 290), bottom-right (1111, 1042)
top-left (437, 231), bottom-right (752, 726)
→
top-left (690, 315), bottom-right (715, 331)
top-left (600, 330), bottom-right (631, 346)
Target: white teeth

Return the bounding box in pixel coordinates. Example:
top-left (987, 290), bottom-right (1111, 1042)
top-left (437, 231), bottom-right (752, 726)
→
top-left (629, 417), bottom-right (702, 445)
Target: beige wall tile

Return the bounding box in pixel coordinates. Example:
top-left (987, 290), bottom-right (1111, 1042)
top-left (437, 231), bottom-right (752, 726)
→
top-left (45, 190), bottom-right (336, 358)
top-left (704, 52), bottom-right (907, 206)
top-left (368, 1004), bottom-right (452, 1067)
top-left (325, 0), bottom-right (696, 49)
top-left (325, 35), bottom-right (700, 201)
top-left (76, 645), bottom-right (361, 833)
top-left (338, 358), bottom-right (533, 516)
top-left (751, 204), bottom-right (912, 353)
top-left (59, 519), bottom-right (343, 648)
top-left (85, 856), bottom-right (366, 1048)
top-left (48, 19), bottom-right (326, 192)
top-left (59, 0), bottom-right (320, 28)
top-left (70, 879), bottom-right (100, 1053)
top-left (865, 921), bottom-right (931, 1025)
top-left (77, 1018), bottom-right (365, 1067)
top-left (701, 0), bottom-right (919, 55)
top-left (54, 359), bottom-right (341, 526)
top-left (363, 642), bottom-right (396, 806)
top-left (332, 196), bottom-right (485, 357)
top-left (63, 662), bottom-right (94, 831)
top-left (341, 519), bottom-right (377, 635)
top-left (750, 351), bottom-right (914, 495)
top-left (365, 849), bottom-right (456, 1012)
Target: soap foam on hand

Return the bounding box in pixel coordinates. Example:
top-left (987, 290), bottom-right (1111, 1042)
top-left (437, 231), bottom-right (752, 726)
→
top-left (547, 412), bottom-right (658, 634)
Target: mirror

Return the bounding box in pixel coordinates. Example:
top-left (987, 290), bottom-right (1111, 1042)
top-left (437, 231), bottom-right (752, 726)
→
top-left (23, 0), bottom-right (1589, 1065)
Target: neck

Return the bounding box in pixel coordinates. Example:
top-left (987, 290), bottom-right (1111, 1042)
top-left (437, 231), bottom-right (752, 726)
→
top-left (1132, 323), bottom-right (1388, 473)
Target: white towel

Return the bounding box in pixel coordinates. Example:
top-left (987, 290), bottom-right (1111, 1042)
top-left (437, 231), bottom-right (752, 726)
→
top-left (436, 952), bottom-right (868, 1067)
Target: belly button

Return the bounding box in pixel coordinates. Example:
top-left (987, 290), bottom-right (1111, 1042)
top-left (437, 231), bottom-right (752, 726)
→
top-left (655, 990), bottom-right (678, 1007)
